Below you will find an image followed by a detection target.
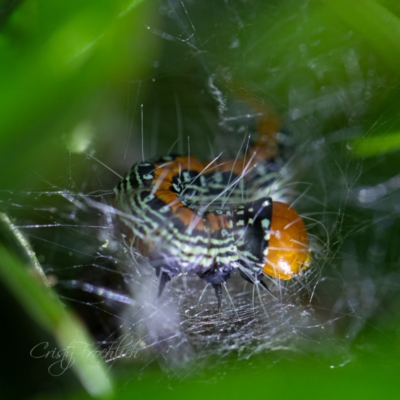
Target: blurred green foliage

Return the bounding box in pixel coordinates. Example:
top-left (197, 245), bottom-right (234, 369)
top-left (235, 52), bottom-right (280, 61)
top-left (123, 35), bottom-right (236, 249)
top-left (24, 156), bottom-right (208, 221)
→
top-left (1, 0), bottom-right (400, 399)
top-left (0, 0), bottom-right (156, 189)
top-left (0, 238), bottom-right (112, 398)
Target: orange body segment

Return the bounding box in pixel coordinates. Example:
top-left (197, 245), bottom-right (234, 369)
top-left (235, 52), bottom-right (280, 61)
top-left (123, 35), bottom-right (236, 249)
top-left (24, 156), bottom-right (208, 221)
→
top-left (263, 202), bottom-right (311, 280)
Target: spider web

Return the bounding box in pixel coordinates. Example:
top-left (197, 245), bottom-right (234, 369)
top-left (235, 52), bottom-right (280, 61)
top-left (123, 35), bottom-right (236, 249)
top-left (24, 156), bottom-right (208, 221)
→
top-left (2, 0), bottom-right (400, 380)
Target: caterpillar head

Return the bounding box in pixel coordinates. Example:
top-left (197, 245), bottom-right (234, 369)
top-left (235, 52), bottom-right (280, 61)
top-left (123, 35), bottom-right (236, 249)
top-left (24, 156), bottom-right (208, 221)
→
top-left (263, 201), bottom-right (311, 280)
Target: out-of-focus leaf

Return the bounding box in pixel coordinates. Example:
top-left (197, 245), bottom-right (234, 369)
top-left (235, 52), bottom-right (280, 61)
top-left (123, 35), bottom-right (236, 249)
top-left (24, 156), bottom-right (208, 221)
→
top-left (0, 0), bottom-right (156, 189)
top-left (351, 132), bottom-right (400, 157)
top-left (0, 214), bottom-right (113, 398)
top-left (324, 0), bottom-right (400, 72)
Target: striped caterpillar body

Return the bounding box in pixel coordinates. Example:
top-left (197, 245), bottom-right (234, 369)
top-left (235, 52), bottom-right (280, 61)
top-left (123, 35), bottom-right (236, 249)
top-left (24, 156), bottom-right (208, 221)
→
top-left (114, 103), bottom-right (311, 309)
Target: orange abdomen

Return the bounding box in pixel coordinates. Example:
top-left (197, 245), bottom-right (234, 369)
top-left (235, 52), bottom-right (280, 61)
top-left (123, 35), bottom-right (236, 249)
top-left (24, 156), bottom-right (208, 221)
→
top-left (263, 202), bottom-right (311, 280)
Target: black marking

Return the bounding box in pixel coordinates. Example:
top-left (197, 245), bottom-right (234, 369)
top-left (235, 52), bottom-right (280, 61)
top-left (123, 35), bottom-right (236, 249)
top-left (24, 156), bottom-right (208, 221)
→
top-left (235, 197), bottom-right (273, 267)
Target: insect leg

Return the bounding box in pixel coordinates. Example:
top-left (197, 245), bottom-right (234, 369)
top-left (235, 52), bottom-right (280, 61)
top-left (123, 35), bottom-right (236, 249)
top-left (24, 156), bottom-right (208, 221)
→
top-left (257, 278), bottom-right (271, 293)
top-left (197, 263), bottom-right (231, 311)
top-left (212, 283), bottom-right (222, 311)
top-left (239, 269), bottom-right (271, 294)
top-left (155, 267), bottom-right (172, 297)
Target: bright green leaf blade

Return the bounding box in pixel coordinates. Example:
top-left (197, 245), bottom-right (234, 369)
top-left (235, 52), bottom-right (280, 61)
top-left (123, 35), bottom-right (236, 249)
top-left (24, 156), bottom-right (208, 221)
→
top-left (351, 132), bottom-right (400, 157)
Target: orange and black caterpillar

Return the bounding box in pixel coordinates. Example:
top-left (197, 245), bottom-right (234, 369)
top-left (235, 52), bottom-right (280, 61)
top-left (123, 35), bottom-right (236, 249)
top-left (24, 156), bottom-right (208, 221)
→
top-left (114, 101), bottom-right (311, 309)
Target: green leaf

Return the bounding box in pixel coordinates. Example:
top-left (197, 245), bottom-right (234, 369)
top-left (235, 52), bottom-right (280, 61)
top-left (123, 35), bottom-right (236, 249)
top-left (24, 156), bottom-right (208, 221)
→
top-left (351, 132), bottom-right (400, 157)
top-left (0, 214), bottom-right (113, 398)
top-left (324, 0), bottom-right (400, 72)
